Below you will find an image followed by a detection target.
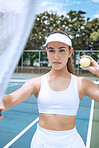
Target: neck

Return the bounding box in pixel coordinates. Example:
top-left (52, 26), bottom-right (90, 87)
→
top-left (49, 66), bottom-right (70, 78)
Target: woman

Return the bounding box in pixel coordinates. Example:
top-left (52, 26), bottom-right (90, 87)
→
top-left (0, 28), bottom-right (99, 148)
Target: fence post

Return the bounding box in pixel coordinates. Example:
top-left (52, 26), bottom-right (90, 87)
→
top-left (76, 51), bottom-right (80, 75)
top-left (21, 54), bottom-right (23, 72)
top-left (39, 51), bottom-right (40, 73)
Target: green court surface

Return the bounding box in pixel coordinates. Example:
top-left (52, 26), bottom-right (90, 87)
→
top-left (90, 101), bottom-right (99, 148)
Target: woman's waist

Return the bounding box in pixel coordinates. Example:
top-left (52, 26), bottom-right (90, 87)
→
top-left (35, 123), bottom-right (78, 146)
top-left (39, 113), bottom-right (76, 131)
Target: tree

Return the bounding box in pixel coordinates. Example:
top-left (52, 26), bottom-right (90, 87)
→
top-left (90, 29), bottom-right (99, 41)
top-left (25, 10), bottom-right (89, 51)
top-left (67, 10), bottom-right (90, 50)
top-left (23, 10), bottom-right (99, 66)
top-left (25, 11), bottom-right (61, 51)
top-left (83, 18), bottom-right (99, 50)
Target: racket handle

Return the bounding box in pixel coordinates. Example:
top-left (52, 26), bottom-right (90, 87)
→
top-left (0, 111), bottom-right (2, 116)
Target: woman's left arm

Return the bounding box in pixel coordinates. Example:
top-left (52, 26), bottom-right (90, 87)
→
top-left (80, 55), bottom-right (99, 102)
top-left (82, 77), bottom-right (99, 102)
top-left (80, 56), bottom-right (99, 101)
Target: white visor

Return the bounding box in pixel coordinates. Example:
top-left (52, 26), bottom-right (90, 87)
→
top-left (46, 33), bottom-right (72, 47)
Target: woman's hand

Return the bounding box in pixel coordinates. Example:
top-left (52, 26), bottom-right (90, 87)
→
top-left (80, 55), bottom-right (99, 78)
top-left (0, 101), bottom-right (5, 120)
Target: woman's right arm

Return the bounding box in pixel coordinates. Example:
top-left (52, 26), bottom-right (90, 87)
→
top-left (0, 77), bottom-right (41, 119)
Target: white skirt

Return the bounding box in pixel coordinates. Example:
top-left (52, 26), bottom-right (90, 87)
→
top-left (31, 124), bottom-right (85, 148)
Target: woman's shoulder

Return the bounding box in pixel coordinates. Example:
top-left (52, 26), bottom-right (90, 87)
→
top-left (76, 75), bottom-right (94, 89)
top-left (25, 76), bottom-right (42, 97)
top-left (28, 76), bottom-right (42, 86)
top-left (27, 73), bottom-right (47, 87)
top-left (75, 76), bottom-right (92, 99)
top-left (23, 76), bottom-right (42, 91)
top-left (76, 75), bottom-right (91, 82)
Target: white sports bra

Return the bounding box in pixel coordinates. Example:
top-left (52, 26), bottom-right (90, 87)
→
top-left (37, 74), bottom-right (80, 116)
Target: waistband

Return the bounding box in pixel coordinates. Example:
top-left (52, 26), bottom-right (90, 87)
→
top-left (36, 124), bottom-right (78, 146)
top-left (37, 124), bottom-right (76, 136)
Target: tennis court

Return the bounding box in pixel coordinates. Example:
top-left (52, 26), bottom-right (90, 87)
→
top-left (0, 74), bottom-right (99, 148)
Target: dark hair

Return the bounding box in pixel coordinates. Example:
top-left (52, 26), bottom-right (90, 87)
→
top-left (50, 28), bottom-right (71, 41)
top-left (49, 28), bottom-right (75, 74)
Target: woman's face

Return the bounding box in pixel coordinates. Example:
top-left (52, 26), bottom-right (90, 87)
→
top-left (46, 41), bottom-right (73, 70)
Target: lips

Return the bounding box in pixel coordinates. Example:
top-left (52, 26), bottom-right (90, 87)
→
top-left (53, 62), bottom-right (61, 64)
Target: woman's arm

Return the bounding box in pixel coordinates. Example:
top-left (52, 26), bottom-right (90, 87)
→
top-left (0, 77), bottom-right (41, 111)
top-left (81, 77), bottom-right (99, 102)
top-left (80, 56), bottom-right (99, 101)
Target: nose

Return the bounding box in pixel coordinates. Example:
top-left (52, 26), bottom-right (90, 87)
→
top-left (54, 51), bottom-right (59, 59)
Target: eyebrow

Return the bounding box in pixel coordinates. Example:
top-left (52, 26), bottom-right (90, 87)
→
top-left (58, 47), bottom-right (66, 49)
top-left (47, 46), bottom-right (66, 49)
top-left (47, 47), bottom-right (54, 49)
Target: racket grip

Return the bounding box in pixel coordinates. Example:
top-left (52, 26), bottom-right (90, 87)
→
top-left (0, 111), bottom-right (2, 116)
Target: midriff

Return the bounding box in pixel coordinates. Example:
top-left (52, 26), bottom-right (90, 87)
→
top-left (39, 113), bottom-right (76, 131)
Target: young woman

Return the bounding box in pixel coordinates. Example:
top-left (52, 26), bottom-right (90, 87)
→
top-left (0, 28), bottom-right (99, 148)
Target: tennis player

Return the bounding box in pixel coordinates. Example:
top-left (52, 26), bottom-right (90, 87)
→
top-left (0, 28), bottom-right (99, 148)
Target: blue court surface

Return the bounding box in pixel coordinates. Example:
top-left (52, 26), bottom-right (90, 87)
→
top-left (0, 77), bottom-right (92, 148)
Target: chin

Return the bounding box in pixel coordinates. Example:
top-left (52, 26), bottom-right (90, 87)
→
top-left (52, 65), bottom-right (65, 71)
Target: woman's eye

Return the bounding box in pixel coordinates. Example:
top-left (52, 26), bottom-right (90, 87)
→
top-left (49, 50), bottom-right (55, 52)
top-left (59, 49), bottom-right (65, 52)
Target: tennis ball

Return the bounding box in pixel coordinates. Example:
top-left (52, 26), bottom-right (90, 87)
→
top-left (80, 57), bottom-right (91, 67)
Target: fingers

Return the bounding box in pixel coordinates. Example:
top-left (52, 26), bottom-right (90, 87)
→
top-left (80, 55), bottom-right (92, 63)
top-left (0, 110), bottom-right (4, 120)
top-left (0, 114), bottom-right (3, 120)
top-left (80, 55), bottom-right (98, 67)
top-left (0, 107), bottom-right (5, 120)
top-left (80, 55), bottom-right (91, 59)
top-left (79, 55), bottom-right (92, 70)
top-left (80, 65), bottom-right (91, 72)
top-left (0, 103), bottom-right (5, 120)
top-left (79, 55), bottom-right (99, 77)
top-left (80, 55), bottom-right (96, 64)
top-left (80, 66), bottom-right (89, 70)
top-left (0, 106), bottom-right (5, 112)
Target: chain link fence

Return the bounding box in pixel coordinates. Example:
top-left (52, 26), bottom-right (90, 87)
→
top-left (15, 50), bottom-right (99, 76)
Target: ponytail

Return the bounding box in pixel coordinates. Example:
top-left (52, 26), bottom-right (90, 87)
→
top-left (67, 56), bottom-right (75, 74)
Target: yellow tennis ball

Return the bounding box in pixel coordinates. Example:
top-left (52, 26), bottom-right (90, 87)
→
top-left (80, 57), bottom-right (91, 67)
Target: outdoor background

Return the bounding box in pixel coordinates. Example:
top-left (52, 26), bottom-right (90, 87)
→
top-left (0, 1), bottom-right (99, 148)
top-left (15, 0), bottom-right (99, 76)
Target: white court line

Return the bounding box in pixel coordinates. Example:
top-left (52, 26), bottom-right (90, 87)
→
top-left (9, 79), bottom-right (27, 83)
top-left (10, 79), bottom-right (99, 84)
top-left (86, 99), bottom-right (94, 148)
top-left (3, 117), bottom-right (39, 148)
top-left (86, 81), bottom-right (99, 147)
top-left (8, 83), bottom-right (20, 87)
top-left (93, 81), bottom-right (99, 84)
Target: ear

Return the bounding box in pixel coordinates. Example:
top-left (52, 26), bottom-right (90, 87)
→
top-left (69, 48), bottom-right (73, 58)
